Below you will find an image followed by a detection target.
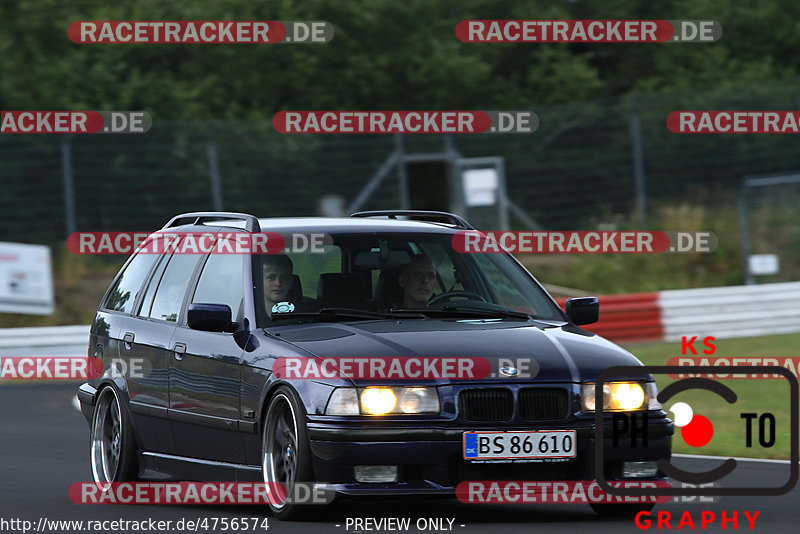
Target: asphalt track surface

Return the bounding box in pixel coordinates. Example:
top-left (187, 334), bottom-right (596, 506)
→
top-left (1, 382), bottom-right (796, 533)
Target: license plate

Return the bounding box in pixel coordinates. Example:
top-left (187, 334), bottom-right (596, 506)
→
top-left (463, 430), bottom-right (576, 460)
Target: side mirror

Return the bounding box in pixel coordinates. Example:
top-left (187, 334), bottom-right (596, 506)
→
top-left (187, 303), bottom-right (232, 332)
top-left (565, 297), bottom-right (599, 326)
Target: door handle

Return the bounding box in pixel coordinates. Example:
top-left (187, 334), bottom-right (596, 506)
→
top-left (123, 332), bottom-right (135, 350)
top-left (173, 342), bottom-right (187, 361)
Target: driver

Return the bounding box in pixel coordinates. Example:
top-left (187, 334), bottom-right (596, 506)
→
top-left (398, 254), bottom-right (437, 308)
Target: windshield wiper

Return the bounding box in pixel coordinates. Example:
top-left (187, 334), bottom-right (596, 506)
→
top-left (271, 307), bottom-right (425, 322)
top-left (442, 305), bottom-right (532, 320)
top-left (397, 305), bottom-right (532, 320)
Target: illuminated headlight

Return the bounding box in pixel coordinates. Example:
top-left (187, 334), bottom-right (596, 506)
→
top-left (581, 381), bottom-right (654, 412)
top-left (361, 388), bottom-right (397, 415)
top-left (324, 387), bottom-right (440, 415)
top-left (361, 387), bottom-right (440, 415)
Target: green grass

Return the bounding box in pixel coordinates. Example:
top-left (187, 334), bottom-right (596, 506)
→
top-left (623, 333), bottom-right (799, 459)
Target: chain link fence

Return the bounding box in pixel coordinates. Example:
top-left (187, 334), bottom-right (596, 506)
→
top-left (739, 174), bottom-right (800, 283)
top-left (2, 78), bottom-right (800, 268)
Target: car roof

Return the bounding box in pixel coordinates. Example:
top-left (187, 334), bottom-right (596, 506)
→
top-left (169, 216), bottom-right (463, 235)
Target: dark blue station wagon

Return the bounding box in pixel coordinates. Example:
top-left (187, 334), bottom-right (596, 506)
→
top-left (78, 210), bottom-right (672, 520)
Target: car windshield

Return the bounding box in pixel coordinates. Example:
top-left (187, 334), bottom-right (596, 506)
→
top-left (254, 232), bottom-right (564, 326)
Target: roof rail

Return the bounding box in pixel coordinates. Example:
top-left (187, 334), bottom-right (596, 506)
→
top-left (350, 210), bottom-right (474, 230)
top-left (161, 212), bottom-right (261, 232)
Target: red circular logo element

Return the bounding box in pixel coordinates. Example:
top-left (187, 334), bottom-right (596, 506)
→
top-left (681, 414), bottom-right (714, 447)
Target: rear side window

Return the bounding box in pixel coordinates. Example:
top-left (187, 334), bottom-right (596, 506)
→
top-left (148, 254), bottom-right (202, 323)
top-left (136, 253), bottom-right (170, 318)
top-left (103, 252), bottom-right (159, 313)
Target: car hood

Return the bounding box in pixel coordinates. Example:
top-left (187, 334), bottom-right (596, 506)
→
top-left (262, 318), bottom-right (648, 385)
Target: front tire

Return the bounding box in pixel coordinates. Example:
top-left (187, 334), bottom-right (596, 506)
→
top-left (90, 386), bottom-right (138, 484)
top-left (262, 386), bottom-right (316, 520)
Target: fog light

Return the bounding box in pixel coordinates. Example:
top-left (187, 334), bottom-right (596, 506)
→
top-left (354, 465), bottom-right (398, 483)
top-left (623, 461), bottom-right (659, 478)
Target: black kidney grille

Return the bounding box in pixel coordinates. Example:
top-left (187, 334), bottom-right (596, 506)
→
top-left (518, 388), bottom-right (569, 421)
top-left (460, 388), bottom-right (514, 422)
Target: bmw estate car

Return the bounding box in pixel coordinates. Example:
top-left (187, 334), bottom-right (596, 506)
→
top-left (78, 210), bottom-right (672, 519)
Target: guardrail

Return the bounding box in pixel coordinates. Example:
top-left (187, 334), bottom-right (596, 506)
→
top-left (557, 281), bottom-right (800, 343)
top-left (0, 325), bottom-right (89, 350)
top-left (659, 281), bottom-right (800, 342)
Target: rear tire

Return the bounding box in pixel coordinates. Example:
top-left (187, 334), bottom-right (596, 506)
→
top-left (90, 386), bottom-right (138, 484)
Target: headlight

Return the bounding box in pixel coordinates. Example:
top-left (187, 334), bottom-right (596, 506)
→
top-left (398, 387), bottom-right (440, 414)
top-left (326, 388), bottom-right (359, 415)
top-left (581, 381), bottom-right (654, 412)
top-left (611, 382), bottom-right (645, 410)
top-left (646, 381), bottom-right (662, 410)
top-left (324, 387), bottom-right (440, 415)
top-left (582, 383), bottom-right (610, 412)
top-left (361, 388), bottom-right (397, 415)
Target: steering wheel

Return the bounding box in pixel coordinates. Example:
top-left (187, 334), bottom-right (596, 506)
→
top-left (427, 290), bottom-right (487, 307)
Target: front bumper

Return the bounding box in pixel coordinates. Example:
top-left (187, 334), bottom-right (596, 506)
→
top-left (307, 416), bottom-right (672, 495)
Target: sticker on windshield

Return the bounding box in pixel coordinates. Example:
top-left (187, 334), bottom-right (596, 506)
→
top-left (272, 302), bottom-right (295, 314)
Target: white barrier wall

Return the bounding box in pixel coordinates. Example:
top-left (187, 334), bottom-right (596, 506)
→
top-left (659, 281), bottom-right (800, 342)
top-left (0, 325), bottom-right (89, 357)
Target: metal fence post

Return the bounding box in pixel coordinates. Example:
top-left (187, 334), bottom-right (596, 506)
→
top-left (395, 134), bottom-right (410, 209)
top-left (346, 149), bottom-right (400, 214)
top-left (444, 135), bottom-right (463, 218)
top-left (60, 136), bottom-right (76, 237)
top-left (207, 140), bottom-right (224, 211)
top-left (738, 181), bottom-right (753, 285)
top-left (630, 95), bottom-right (647, 226)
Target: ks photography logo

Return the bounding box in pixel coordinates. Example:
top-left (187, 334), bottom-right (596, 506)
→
top-left (595, 366), bottom-right (798, 497)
